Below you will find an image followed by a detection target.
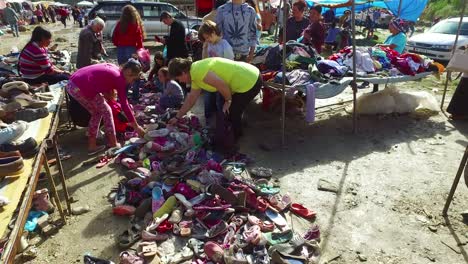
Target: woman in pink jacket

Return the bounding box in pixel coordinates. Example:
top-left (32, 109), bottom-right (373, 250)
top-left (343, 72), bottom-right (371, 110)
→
top-left (67, 60), bottom-right (145, 155)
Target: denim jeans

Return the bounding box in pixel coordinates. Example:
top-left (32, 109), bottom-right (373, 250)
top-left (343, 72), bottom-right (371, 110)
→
top-left (117, 46), bottom-right (137, 65)
top-left (9, 22), bottom-right (19, 37)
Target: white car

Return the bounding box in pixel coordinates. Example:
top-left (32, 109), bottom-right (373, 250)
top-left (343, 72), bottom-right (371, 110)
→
top-left (406, 17), bottom-right (468, 61)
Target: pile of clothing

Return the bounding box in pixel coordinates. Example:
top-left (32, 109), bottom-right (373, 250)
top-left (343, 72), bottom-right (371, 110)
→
top-left (87, 98), bottom-right (321, 263)
top-left (326, 46), bottom-right (444, 77)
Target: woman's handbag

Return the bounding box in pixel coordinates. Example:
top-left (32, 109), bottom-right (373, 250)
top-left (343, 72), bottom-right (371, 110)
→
top-left (447, 48), bottom-right (468, 73)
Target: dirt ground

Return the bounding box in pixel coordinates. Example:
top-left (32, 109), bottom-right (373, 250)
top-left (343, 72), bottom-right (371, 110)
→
top-left (2, 24), bottom-right (468, 264)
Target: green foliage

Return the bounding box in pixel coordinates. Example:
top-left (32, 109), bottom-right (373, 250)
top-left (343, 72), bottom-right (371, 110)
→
top-left (421, 0), bottom-right (466, 21)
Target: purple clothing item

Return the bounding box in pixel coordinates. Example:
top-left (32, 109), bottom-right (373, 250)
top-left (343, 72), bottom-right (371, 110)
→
top-left (69, 63), bottom-right (135, 123)
top-left (306, 84), bottom-right (315, 123)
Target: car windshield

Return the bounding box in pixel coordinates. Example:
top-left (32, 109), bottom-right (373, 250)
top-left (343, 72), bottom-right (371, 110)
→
top-left (428, 21), bottom-right (468, 35)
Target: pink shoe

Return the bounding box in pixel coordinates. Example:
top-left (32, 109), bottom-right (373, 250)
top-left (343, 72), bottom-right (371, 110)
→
top-left (204, 241), bottom-right (224, 262)
top-left (141, 230), bottom-right (169, 241)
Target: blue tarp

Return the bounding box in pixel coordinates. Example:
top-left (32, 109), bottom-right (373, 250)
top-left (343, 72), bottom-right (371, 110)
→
top-left (305, 0), bottom-right (427, 21)
top-left (382, 0), bottom-right (428, 21)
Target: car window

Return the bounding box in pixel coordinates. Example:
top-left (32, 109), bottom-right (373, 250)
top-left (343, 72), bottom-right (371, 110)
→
top-left (95, 4), bottom-right (125, 18)
top-left (429, 21), bottom-right (468, 36)
top-left (141, 4), bottom-right (162, 17)
top-left (161, 4), bottom-right (179, 16)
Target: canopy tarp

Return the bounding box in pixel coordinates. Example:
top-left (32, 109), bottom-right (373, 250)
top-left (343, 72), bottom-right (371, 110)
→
top-left (383, 0), bottom-right (428, 21)
top-left (76, 0), bottom-right (94, 7)
top-left (306, 0), bottom-right (428, 21)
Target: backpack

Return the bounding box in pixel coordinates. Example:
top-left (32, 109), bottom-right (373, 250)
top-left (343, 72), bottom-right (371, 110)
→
top-left (66, 90), bottom-right (90, 127)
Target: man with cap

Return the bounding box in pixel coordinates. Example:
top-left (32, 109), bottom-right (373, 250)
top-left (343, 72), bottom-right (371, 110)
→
top-left (159, 11), bottom-right (188, 63)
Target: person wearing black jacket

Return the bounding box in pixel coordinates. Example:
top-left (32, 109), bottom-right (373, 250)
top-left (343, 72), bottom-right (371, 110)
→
top-left (160, 11), bottom-right (188, 63)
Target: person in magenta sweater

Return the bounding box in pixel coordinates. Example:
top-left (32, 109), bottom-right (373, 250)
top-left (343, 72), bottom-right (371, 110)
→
top-left (67, 61), bottom-right (145, 155)
top-left (112, 5), bottom-right (145, 65)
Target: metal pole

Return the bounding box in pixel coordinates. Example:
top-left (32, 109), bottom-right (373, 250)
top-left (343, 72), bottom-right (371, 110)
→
top-left (281, 0), bottom-right (287, 146)
top-left (443, 145), bottom-right (468, 216)
top-left (397, 0), bottom-right (402, 16)
top-left (440, 0), bottom-right (466, 110)
top-left (274, 0), bottom-right (283, 42)
top-left (351, 0), bottom-right (358, 134)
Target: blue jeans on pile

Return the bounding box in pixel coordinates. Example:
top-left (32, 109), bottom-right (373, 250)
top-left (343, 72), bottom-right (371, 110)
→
top-left (117, 46), bottom-right (137, 65)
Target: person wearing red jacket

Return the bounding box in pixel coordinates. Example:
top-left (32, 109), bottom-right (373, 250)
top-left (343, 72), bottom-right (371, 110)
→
top-left (112, 5), bottom-right (145, 65)
top-left (58, 7), bottom-right (69, 28)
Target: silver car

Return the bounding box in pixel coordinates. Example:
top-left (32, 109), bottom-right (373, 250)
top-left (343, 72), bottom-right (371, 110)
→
top-left (88, 1), bottom-right (202, 39)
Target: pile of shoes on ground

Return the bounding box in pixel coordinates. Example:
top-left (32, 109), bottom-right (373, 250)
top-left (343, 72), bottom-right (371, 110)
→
top-left (92, 101), bottom-right (321, 263)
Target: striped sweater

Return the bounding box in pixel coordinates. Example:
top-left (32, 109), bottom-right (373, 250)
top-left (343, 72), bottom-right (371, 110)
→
top-left (19, 42), bottom-right (52, 79)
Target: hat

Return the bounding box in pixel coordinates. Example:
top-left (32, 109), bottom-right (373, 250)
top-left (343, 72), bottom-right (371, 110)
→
top-left (160, 11), bottom-right (172, 22)
top-left (390, 18), bottom-right (408, 33)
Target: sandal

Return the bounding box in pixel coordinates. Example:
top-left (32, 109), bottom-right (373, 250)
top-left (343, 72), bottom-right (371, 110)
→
top-left (205, 220), bottom-right (228, 238)
top-left (265, 209), bottom-right (288, 228)
top-left (96, 156), bottom-right (112, 168)
top-left (290, 203), bottom-right (316, 220)
top-left (188, 238), bottom-right (205, 258)
top-left (250, 167), bottom-right (273, 178)
top-left (136, 241), bottom-right (159, 257)
top-left (269, 194), bottom-right (292, 212)
top-left (112, 205), bottom-right (136, 216)
top-left (119, 224), bottom-right (142, 248)
top-left (119, 251), bottom-right (144, 264)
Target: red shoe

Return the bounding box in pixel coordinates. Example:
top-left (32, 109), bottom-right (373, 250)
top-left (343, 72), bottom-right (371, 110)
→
top-left (112, 205), bottom-right (136, 216)
top-left (290, 203), bottom-right (316, 219)
top-left (156, 220), bottom-right (174, 233)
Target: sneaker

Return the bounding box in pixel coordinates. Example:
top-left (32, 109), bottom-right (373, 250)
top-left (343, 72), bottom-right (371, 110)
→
top-left (0, 137), bottom-right (38, 158)
top-left (0, 121), bottom-right (28, 144)
top-left (15, 107), bottom-right (49, 122)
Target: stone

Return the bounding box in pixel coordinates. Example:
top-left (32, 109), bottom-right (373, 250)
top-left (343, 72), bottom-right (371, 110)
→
top-left (358, 254), bottom-right (368, 262)
top-left (71, 205), bottom-right (91, 215)
top-left (318, 179), bottom-right (338, 193)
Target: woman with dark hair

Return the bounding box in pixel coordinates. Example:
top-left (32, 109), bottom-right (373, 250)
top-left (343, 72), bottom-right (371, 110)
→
top-left (19, 26), bottom-right (70, 85)
top-left (168, 57), bottom-right (262, 140)
top-left (67, 60), bottom-right (145, 154)
top-left (112, 5), bottom-right (145, 65)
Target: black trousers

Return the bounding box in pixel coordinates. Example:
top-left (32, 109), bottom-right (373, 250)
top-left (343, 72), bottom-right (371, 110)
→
top-left (447, 77), bottom-right (468, 116)
top-left (24, 73), bottom-right (70, 85)
top-left (226, 75), bottom-right (262, 139)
